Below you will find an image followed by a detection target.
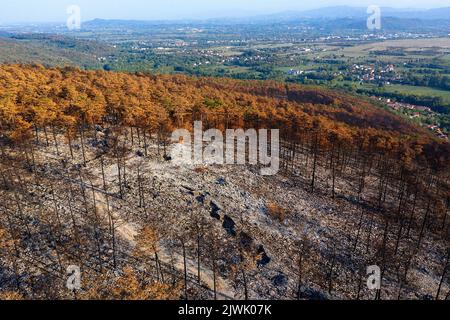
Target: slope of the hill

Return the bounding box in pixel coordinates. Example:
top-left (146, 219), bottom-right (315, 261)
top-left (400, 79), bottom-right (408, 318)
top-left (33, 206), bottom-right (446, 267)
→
top-left (0, 65), bottom-right (449, 300)
top-left (1, 65), bottom-right (449, 170)
top-left (0, 65), bottom-right (442, 138)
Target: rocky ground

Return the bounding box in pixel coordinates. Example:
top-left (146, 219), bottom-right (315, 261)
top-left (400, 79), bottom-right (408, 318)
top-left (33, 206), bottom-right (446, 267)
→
top-left (1, 127), bottom-right (448, 300)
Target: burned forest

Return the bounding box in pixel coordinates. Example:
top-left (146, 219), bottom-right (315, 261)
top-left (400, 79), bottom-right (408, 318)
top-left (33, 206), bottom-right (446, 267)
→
top-left (0, 65), bottom-right (449, 300)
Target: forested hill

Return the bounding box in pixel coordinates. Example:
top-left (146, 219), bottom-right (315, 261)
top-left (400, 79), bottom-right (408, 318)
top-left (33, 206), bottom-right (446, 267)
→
top-left (0, 64), bottom-right (448, 171)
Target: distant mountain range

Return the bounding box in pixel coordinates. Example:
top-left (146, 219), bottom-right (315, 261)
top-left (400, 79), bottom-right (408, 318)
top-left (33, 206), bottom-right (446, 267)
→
top-left (264, 6), bottom-right (450, 21)
top-left (83, 6), bottom-right (450, 27)
top-left (2, 6), bottom-right (449, 30)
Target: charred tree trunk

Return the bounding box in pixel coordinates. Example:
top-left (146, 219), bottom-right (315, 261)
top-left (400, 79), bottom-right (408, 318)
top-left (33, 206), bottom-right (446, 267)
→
top-left (436, 251), bottom-right (449, 300)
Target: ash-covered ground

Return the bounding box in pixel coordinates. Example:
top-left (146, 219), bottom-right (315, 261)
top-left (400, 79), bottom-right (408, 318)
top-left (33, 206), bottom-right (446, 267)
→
top-left (1, 128), bottom-right (448, 300)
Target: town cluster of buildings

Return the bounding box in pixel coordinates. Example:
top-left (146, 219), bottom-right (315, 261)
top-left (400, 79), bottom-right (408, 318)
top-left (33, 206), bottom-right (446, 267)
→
top-left (381, 98), bottom-right (448, 141)
top-left (427, 125), bottom-right (449, 140)
top-left (351, 64), bottom-right (398, 83)
top-left (385, 100), bottom-right (432, 113)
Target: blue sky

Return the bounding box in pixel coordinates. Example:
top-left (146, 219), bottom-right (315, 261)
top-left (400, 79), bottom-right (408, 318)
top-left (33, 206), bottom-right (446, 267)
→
top-left (1, 0), bottom-right (449, 23)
